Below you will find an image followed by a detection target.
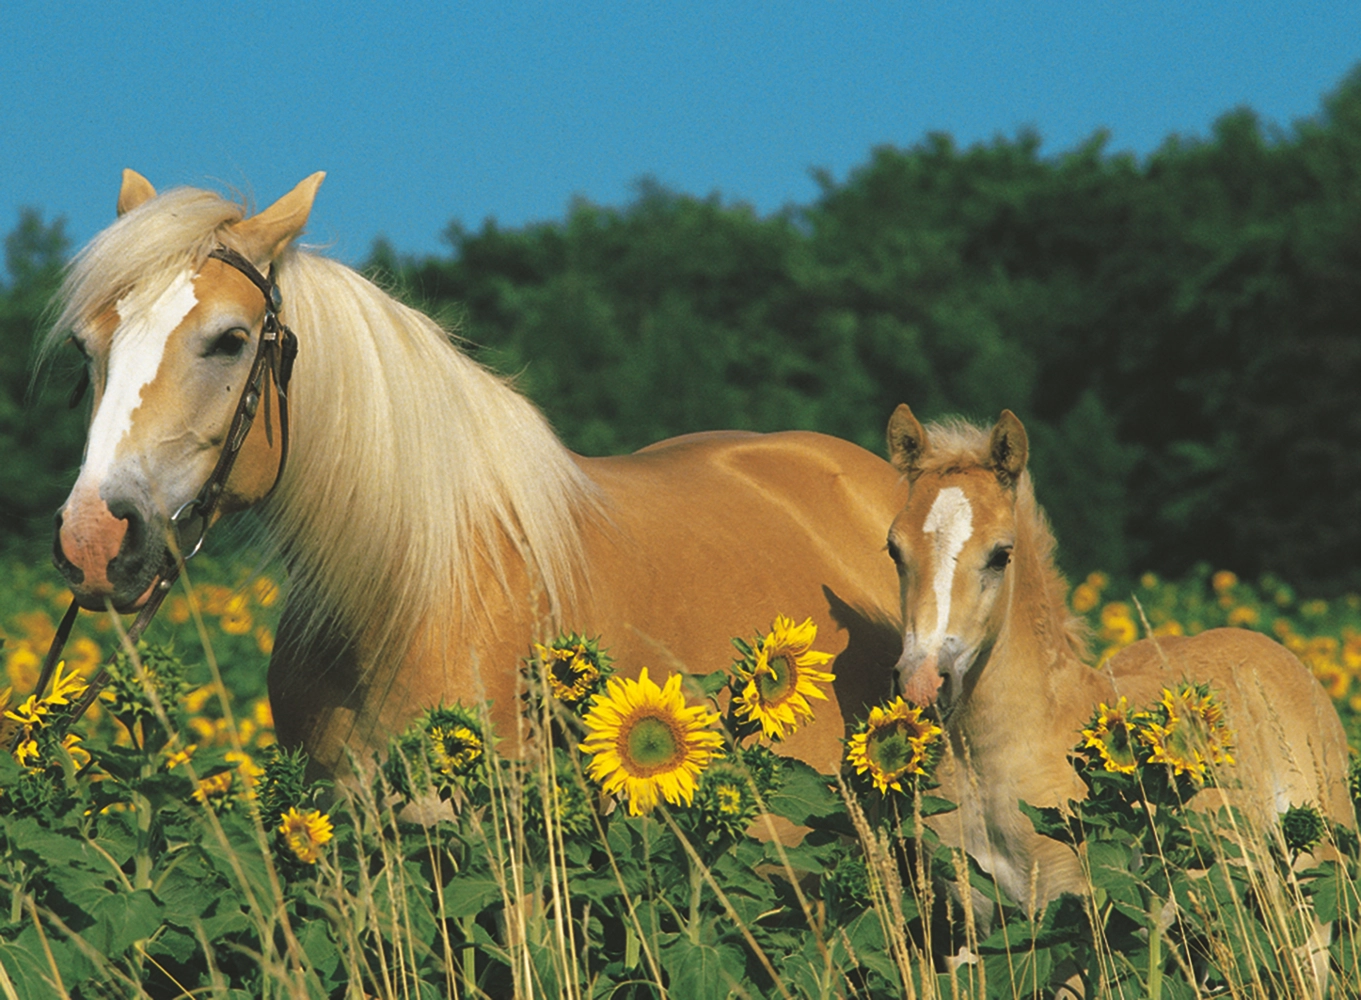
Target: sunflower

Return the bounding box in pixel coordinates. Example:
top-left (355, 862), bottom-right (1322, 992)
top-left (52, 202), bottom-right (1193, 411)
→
top-left (733, 615), bottom-right (836, 741)
top-left (4, 692), bottom-right (50, 765)
top-left (428, 722), bottom-right (484, 778)
top-left (1162, 683), bottom-right (1235, 765)
top-left (58, 733), bottom-right (91, 771)
top-left (845, 697), bottom-right (944, 795)
top-left (192, 770), bottom-right (236, 806)
top-left (44, 660), bottom-right (89, 707)
top-left (278, 806), bottom-right (334, 864)
top-left (1140, 683), bottom-right (1235, 782)
top-left (1081, 697), bottom-right (1140, 774)
top-left (11, 735), bottom-right (40, 770)
top-left (691, 761), bottom-right (760, 843)
top-left (533, 635), bottom-right (609, 707)
top-left (579, 668), bottom-right (724, 816)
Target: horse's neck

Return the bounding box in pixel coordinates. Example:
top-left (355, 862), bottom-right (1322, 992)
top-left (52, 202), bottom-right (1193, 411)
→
top-left (268, 254), bottom-right (595, 668)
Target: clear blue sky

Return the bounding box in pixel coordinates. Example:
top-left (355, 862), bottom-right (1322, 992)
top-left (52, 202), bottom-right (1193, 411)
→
top-left (3, 2), bottom-right (1359, 264)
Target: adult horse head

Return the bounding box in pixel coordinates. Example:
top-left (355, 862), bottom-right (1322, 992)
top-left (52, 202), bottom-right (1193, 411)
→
top-left (45, 171), bottom-right (908, 778)
top-left (52, 170), bottom-right (320, 612)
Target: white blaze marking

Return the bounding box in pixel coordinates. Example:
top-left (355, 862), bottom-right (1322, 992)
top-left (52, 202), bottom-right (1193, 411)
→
top-left (922, 486), bottom-right (973, 648)
top-left (81, 271), bottom-right (197, 482)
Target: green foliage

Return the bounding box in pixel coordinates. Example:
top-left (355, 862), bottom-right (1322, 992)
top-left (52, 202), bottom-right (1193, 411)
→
top-left (8, 70), bottom-right (1361, 586)
top-left (370, 69), bottom-right (1361, 588)
top-left (0, 579), bottom-right (1358, 996)
top-left (0, 208), bottom-right (85, 555)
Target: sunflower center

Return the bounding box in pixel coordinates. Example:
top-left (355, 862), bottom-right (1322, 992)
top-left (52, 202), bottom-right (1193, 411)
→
top-left (431, 725), bottom-right (483, 772)
top-left (1107, 720), bottom-right (1132, 756)
top-left (621, 713), bottom-right (685, 776)
top-left (756, 653), bottom-right (795, 704)
top-left (551, 657), bottom-right (584, 686)
top-left (868, 726), bottom-right (918, 776)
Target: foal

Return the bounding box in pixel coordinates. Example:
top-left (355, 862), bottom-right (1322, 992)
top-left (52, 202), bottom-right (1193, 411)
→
top-left (883, 404), bottom-right (1353, 910)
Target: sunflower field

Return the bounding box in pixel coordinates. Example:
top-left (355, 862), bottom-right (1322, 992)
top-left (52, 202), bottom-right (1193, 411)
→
top-left (1, 558), bottom-right (1360, 998)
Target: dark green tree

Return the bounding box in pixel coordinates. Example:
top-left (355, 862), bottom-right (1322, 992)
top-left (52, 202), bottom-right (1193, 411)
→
top-left (0, 209), bottom-right (83, 558)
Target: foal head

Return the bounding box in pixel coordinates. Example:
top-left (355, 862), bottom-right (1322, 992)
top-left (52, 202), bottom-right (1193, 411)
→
top-left (884, 404), bottom-right (1028, 708)
top-left (51, 170), bottom-right (323, 612)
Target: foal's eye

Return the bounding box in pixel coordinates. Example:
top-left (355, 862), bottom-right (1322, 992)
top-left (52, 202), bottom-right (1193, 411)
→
top-left (206, 329), bottom-right (248, 359)
top-left (986, 546), bottom-right (1012, 571)
top-left (887, 538), bottom-right (904, 567)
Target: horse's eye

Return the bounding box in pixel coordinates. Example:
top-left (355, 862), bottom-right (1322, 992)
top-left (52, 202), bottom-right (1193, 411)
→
top-left (887, 538), bottom-right (904, 567)
top-left (986, 546), bottom-right (1012, 571)
top-left (68, 369), bottom-right (90, 409)
top-left (66, 337), bottom-right (91, 408)
top-left (207, 329), bottom-right (248, 359)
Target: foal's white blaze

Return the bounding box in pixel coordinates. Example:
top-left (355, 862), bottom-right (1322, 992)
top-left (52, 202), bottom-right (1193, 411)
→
top-left (81, 271), bottom-right (197, 484)
top-left (921, 486), bottom-right (973, 651)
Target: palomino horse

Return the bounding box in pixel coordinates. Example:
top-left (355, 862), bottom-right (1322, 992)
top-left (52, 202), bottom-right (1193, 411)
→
top-left (47, 171), bottom-right (906, 776)
top-left (883, 404), bottom-right (1353, 911)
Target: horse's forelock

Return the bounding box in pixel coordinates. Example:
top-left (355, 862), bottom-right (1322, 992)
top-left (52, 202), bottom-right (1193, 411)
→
top-left (45, 187), bottom-right (246, 360)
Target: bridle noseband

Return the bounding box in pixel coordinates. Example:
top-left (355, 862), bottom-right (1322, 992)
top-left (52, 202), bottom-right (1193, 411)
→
top-left (32, 247), bottom-right (299, 731)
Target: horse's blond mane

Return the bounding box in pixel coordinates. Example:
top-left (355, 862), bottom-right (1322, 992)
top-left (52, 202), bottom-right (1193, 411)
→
top-left (921, 417), bottom-right (1091, 663)
top-left (46, 185), bottom-right (602, 667)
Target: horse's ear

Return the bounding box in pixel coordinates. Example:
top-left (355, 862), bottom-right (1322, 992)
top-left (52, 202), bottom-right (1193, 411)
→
top-left (117, 169), bottom-right (156, 216)
top-left (988, 410), bottom-right (1028, 489)
top-left (230, 172), bottom-right (326, 267)
top-left (887, 404), bottom-right (929, 477)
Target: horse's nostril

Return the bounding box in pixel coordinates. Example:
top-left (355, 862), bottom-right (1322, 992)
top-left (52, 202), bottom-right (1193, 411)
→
top-left (105, 499), bottom-right (151, 587)
top-left (107, 499), bottom-right (146, 552)
top-left (51, 509), bottom-right (85, 584)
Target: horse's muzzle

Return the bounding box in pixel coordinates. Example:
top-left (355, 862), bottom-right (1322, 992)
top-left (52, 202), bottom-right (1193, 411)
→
top-left (53, 499), bottom-right (164, 612)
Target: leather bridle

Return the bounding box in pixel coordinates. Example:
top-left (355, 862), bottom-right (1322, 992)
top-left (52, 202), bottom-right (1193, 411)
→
top-left (31, 247), bottom-right (299, 730)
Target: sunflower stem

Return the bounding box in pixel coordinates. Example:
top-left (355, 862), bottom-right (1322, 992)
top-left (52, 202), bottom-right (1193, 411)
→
top-left (687, 854), bottom-right (703, 944)
top-left (625, 924), bottom-right (640, 970)
top-left (133, 759), bottom-right (154, 891)
top-left (459, 914), bottom-right (476, 995)
top-left (1147, 896), bottom-right (1164, 1000)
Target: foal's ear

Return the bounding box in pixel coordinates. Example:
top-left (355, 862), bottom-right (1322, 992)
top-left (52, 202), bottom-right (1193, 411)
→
top-left (117, 169), bottom-right (157, 216)
top-left (887, 404), bottom-right (929, 477)
top-left (231, 172), bottom-right (326, 268)
top-left (988, 410), bottom-right (1028, 488)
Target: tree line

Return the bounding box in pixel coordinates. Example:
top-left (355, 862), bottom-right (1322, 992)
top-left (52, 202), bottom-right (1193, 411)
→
top-left (6, 67), bottom-right (1361, 592)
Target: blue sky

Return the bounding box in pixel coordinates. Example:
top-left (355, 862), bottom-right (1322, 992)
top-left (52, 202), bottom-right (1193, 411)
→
top-left (3, 2), bottom-right (1360, 264)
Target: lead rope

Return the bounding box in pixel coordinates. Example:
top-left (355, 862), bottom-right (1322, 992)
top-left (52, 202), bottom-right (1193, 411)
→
top-left (19, 247), bottom-right (298, 742)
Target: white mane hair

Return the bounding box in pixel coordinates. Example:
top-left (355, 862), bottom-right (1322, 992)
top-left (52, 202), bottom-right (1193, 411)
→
top-left (45, 185), bottom-right (602, 662)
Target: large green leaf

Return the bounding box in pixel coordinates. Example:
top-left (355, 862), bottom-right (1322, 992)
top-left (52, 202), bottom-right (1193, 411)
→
top-left (89, 888), bottom-right (163, 959)
top-left (661, 937), bottom-right (744, 1000)
top-left (766, 760), bottom-right (839, 826)
top-left (441, 874), bottom-right (504, 918)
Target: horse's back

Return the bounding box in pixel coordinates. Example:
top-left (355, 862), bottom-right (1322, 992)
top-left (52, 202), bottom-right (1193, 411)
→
top-left (573, 430), bottom-right (907, 770)
top-left (1107, 628), bottom-right (1353, 825)
top-left (581, 430), bottom-right (904, 563)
